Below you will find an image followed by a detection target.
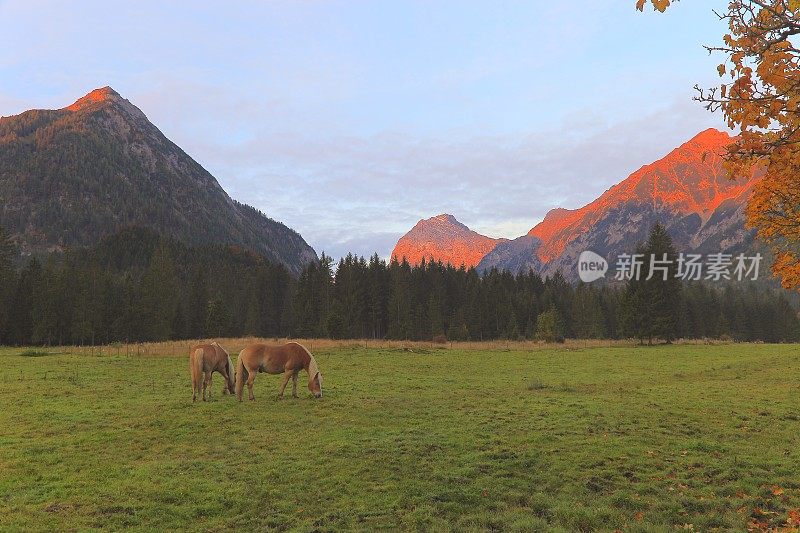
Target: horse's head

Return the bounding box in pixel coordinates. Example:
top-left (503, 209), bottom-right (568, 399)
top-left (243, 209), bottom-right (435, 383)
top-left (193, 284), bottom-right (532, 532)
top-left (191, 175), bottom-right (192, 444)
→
top-left (308, 371), bottom-right (322, 398)
top-left (307, 354), bottom-right (323, 398)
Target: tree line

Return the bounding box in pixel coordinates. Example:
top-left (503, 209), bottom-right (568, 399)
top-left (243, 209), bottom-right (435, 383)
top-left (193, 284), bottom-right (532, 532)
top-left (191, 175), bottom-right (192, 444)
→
top-left (0, 225), bottom-right (797, 346)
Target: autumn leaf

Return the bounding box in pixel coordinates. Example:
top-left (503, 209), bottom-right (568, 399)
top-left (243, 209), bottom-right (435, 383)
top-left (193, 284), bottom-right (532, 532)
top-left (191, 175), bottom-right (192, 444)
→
top-left (636, 0), bottom-right (670, 12)
top-left (653, 0), bottom-right (671, 12)
top-left (639, 0), bottom-right (800, 289)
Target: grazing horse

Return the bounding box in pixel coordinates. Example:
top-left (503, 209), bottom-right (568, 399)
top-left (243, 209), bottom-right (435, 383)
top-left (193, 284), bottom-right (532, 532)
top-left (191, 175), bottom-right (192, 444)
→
top-left (235, 342), bottom-right (323, 401)
top-left (189, 342), bottom-right (235, 402)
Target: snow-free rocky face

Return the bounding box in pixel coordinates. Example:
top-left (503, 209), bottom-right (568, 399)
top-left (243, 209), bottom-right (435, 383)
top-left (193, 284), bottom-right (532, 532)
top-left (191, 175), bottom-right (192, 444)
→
top-left (0, 87), bottom-right (318, 274)
top-left (392, 129), bottom-right (761, 279)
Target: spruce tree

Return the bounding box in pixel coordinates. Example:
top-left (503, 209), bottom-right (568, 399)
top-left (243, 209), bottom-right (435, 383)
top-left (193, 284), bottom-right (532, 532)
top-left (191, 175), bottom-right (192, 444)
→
top-left (140, 241), bottom-right (179, 340)
top-left (7, 258), bottom-right (42, 345)
top-left (0, 227), bottom-right (16, 344)
top-left (572, 284), bottom-right (606, 339)
top-left (621, 223), bottom-right (682, 344)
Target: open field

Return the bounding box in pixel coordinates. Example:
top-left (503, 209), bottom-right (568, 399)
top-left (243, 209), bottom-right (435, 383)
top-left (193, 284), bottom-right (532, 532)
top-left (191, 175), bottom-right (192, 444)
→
top-left (1, 343), bottom-right (799, 532)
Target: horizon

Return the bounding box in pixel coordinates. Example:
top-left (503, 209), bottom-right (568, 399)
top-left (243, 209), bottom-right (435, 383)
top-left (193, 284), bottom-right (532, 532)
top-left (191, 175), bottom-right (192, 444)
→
top-left (0, 1), bottom-right (730, 261)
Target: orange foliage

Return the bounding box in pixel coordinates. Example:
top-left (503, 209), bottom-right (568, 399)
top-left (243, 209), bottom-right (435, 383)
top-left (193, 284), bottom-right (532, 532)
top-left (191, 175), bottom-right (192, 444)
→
top-left (639, 1), bottom-right (800, 289)
top-left (636, 0), bottom-right (671, 12)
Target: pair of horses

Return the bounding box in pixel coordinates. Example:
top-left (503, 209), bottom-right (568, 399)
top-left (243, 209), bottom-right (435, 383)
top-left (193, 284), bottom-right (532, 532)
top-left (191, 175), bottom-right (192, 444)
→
top-left (189, 341), bottom-right (323, 402)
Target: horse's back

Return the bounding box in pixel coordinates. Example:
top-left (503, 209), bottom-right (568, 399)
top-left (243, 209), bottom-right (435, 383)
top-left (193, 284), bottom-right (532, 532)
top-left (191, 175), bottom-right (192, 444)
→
top-left (240, 342), bottom-right (308, 373)
top-left (190, 343), bottom-right (223, 371)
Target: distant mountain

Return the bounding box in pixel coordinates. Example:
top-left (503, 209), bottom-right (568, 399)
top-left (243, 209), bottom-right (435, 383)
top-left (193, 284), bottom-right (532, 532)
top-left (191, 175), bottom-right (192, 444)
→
top-left (391, 214), bottom-right (505, 268)
top-left (479, 129), bottom-right (759, 277)
top-left (0, 87), bottom-right (317, 274)
top-left (392, 129), bottom-right (762, 279)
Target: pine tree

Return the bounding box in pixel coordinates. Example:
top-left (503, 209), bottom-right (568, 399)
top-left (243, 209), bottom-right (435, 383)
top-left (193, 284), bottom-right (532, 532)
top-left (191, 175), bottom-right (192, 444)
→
top-left (0, 227), bottom-right (16, 344)
top-left (140, 241), bottom-right (179, 341)
top-left (7, 258), bottom-right (42, 345)
top-left (188, 264), bottom-right (208, 339)
top-left (387, 258), bottom-right (413, 339)
top-left (428, 296), bottom-right (444, 338)
top-left (244, 291), bottom-right (262, 336)
top-left (32, 256), bottom-right (61, 345)
top-left (325, 302), bottom-right (346, 340)
top-left (506, 311), bottom-right (521, 340)
top-left (572, 284), bottom-right (606, 339)
top-left (205, 296), bottom-right (232, 338)
top-left (621, 223), bottom-right (682, 344)
top-left (367, 254), bottom-right (388, 339)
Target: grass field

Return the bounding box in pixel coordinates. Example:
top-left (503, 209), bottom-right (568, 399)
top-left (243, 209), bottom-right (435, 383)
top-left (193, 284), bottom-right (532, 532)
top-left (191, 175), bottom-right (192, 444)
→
top-left (1, 342), bottom-right (799, 532)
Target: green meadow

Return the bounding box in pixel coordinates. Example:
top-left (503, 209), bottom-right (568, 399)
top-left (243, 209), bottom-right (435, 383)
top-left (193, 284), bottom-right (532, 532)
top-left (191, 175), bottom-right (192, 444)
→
top-left (1, 343), bottom-right (799, 532)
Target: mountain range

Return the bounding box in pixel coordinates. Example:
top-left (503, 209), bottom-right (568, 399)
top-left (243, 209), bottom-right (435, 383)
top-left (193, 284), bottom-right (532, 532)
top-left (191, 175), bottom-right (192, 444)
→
top-left (392, 128), bottom-right (761, 278)
top-left (0, 87), bottom-right (317, 274)
top-left (0, 90), bottom-right (762, 280)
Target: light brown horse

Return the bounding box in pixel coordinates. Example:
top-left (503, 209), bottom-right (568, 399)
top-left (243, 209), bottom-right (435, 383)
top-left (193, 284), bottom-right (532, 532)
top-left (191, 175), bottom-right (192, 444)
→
top-left (235, 342), bottom-right (323, 401)
top-left (190, 342), bottom-right (235, 402)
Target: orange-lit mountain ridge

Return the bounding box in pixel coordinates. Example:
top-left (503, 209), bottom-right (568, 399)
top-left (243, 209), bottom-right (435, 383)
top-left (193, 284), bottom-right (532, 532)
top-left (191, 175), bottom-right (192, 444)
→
top-left (391, 214), bottom-right (505, 268)
top-left (392, 129), bottom-right (761, 278)
top-left (528, 128), bottom-right (754, 260)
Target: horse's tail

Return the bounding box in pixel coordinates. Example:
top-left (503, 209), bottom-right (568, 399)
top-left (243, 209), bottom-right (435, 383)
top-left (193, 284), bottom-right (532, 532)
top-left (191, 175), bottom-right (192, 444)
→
top-left (235, 351), bottom-right (248, 402)
top-left (226, 354), bottom-right (235, 393)
top-left (190, 348), bottom-right (204, 400)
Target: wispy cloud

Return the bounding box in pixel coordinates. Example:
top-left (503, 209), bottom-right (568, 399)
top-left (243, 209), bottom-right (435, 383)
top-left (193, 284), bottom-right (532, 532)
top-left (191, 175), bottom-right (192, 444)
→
top-left (156, 93), bottom-right (722, 260)
top-left (0, 0), bottom-right (728, 260)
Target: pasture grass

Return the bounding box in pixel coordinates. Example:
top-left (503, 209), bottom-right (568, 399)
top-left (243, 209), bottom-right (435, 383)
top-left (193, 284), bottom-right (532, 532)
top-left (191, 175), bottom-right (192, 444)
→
top-left (17, 349), bottom-right (59, 358)
top-left (0, 343), bottom-right (799, 531)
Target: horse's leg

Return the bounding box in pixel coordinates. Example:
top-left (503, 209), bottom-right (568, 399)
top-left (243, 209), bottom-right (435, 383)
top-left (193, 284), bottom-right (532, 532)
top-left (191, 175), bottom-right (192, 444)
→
top-left (191, 366), bottom-right (197, 402)
top-left (246, 368), bottom-right (257, 401)
top-left (203, 371), bottom-right (213, 401)
top-left (219, 367), bottom-right (231, 395)
top-left (291, 371), bottom-right (299, 398)
top-left (277, 370), bottom-right (292, 399)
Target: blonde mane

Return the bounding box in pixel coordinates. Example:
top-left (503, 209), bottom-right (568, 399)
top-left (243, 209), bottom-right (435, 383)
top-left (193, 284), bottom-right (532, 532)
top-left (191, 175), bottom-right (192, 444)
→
top-left (294, 342), bottom-right (323, 390)
top-left (308, 355), bottom-right (322, 383)
top-left (212, 342), bottom-right (234, 390)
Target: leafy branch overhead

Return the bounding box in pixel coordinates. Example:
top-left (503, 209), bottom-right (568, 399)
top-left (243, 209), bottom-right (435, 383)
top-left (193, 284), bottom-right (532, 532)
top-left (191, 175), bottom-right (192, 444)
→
top-left (636, 0), bottom-right (673, 12)
top-left (638, 0), bottom-right (800, 289)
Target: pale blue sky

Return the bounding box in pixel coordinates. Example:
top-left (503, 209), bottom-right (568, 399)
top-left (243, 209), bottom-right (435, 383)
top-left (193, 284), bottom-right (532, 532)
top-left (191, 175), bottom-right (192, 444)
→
top-left (0, 1), bottom-right (730, 259)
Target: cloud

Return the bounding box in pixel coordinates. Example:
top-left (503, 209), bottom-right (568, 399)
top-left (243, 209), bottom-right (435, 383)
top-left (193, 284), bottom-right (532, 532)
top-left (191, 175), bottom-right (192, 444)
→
top-left (154, 92), bottom-right (722, 261)
top-left (0, 1), bottom-right (728, 262)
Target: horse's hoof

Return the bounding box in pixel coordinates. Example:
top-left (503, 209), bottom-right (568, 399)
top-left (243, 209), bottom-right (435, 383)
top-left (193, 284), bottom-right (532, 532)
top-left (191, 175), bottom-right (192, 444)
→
top-left (292, 395), bottom-right (299, 399)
